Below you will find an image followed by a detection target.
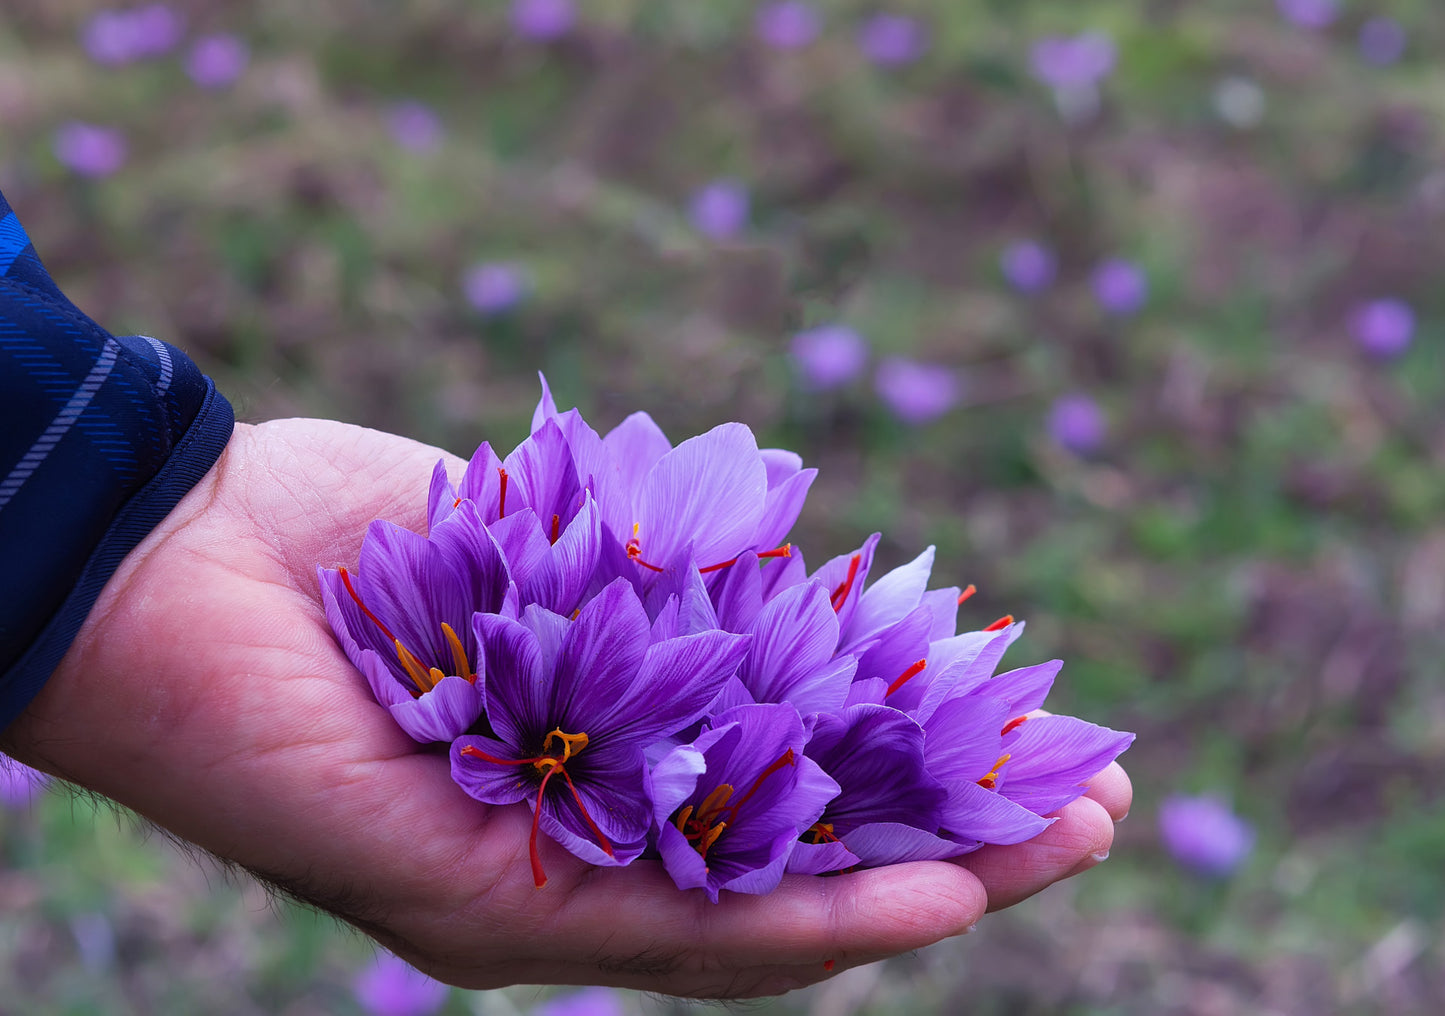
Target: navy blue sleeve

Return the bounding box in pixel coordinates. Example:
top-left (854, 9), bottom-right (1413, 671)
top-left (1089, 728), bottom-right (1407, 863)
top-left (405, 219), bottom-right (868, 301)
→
top-left (0, 190), bottom-right (235, 729)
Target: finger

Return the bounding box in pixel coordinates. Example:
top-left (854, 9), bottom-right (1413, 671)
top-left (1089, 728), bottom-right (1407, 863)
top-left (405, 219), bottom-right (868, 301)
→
top-left (957, 794), bottom-right (1115, 912)
top-left (527, 859), bottom-right (988, 998)
top-left (1083, 762), bottom-right (1133, 822)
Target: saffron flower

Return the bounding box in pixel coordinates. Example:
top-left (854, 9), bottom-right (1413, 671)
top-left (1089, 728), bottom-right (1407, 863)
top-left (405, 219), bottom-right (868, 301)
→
top-left (874, 358), bottom-right (959, 425)
top-left (353, 951), bottom-right (449, 1016)
top-left (857, 14), bottom-right (927, 67)
top-left (1158, 794), bottom-right (1254, 877)
top-left (1091, 258), bottom-right (1148, 316)
top-left (511, 0), bottom-right (576, 41)
top-left (1028, 33), bottom-right (1116, 90)
top-left (1048, 393), bottom-right (1107, 457)
top-left (689, 180), bottom-right (750, 240)
top-left (388, 101), bottom-right (445, 153)
top-left (1351, 298), bottom-right (1415, 359)
top-left (318, 499), bottom-right (509, 743)
top-left (53, 123), bottom-right (127, 179)
top-left (462, 261), bottom-right (528, 315)
top-left (755, 2), bottom-right (822, 51)
top-left (650, 703), bottom-right (844, 901)
top-left (1359, 18), bottom-right (1406, 66)
top-left (186, 34), bottom-right (249, 89)
top-left (453, 580), bottom-right (751, 884)
top-left (789, 324), bottom-right (869, 390)
top-left (1001, 240), bottom-right (1057, 294)
top-left (1276, 0), bottom-right (1338, 30)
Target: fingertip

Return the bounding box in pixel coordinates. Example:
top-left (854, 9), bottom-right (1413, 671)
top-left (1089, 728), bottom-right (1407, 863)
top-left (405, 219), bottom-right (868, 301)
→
top-left (826, 861), bottom-right (987, 951)
top-left (1082, 761), bottom-right (1133, 823)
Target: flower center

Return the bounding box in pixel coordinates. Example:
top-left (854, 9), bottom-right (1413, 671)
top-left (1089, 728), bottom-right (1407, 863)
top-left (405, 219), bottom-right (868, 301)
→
top-left (673, 748), bottom-right (795, 863)
top-left (801, 821), bottom-right (840, 845)
top-left (460, 726), bottom-right (614, 887)
top-left (338, 568), bottom-right (474, 693)
top-left (976, 753), bottom-right (1012, 790)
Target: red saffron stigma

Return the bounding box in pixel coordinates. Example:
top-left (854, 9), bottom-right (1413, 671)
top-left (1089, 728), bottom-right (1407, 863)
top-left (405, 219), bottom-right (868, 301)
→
top-left (497, 468), bottom-right (509, 520)
top-left (957, 583), bottom-right (977, 605)
top-left (723, 748), bottom-right (795, 824)
top-left (697, 543), bottom-right (792, 574)
top-left (1000, 715), bottom-right (1028, 736)
top-left (885, 659), bottom-right (928, 697)
top-left (823, 960), bottom-right (835, 972)
top-left (339, 568), bottom-right (399, 643)
top-left (550, 513), bottom-right (561, 545)
top-left (983, 614), bottom-right (1014, 632)
top-left (830, 554), bottom-right (862, 612)
top-left (626, 523), bottom-right (665, 572)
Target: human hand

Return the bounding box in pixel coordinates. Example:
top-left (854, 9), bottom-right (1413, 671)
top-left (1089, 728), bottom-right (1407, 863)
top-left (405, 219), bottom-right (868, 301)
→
top-left (1, 418), bottom-right (1130, 998)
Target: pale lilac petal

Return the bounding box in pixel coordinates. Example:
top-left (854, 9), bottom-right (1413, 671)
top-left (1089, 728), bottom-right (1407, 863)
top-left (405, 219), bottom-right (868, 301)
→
top-left (837, 822), bottom-right (969, 865)
top-left (530, 371), bottom-right (561, 434)
top-left (809, 533), bottom-right (881, 634)
top-left (760, 545), bottom-right (808, 601)
top-left (456, 441), bottom-right (507, 519)
top-left (841, 546), bottom-right (935, 651)
top-left (708, 550), bottom-right (764, 633)
top-left (919, 586), bottom-right (960, 640)
top-left (940, 781), bottom-right (1052, 845)
top-left (982, 660), bottom-right (1062, 716)
top-left (739, 581), bottom-right (854, 714)
top-left (386, 674), bottom-right (483, 743)
top-left (786, 839), bottom-right (859, 875)
top-left (425, 459), bottom-right (458, 530)
top-left (752, 467), bottom-right (816, 552)
top-left (998, 715), bottom-right (1134, 814)
top-left (633, 423), bottom-right (769, 570)
top-left (760, 448), bottom-right (804, 486)
top-left (655, 818), bottom-right (711, 893)
top-left (922, 694), bottom-right (1009, 784)
top-left (599, 411), bottom-right (673, 536)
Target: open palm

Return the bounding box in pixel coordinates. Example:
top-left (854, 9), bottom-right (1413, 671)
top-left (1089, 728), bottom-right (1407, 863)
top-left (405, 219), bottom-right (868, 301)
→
top-left (2, 418), bottom-right (1129, 998)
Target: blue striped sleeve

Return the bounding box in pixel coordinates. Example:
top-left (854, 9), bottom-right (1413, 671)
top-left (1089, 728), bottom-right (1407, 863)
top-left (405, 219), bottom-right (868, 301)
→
top-left (0, 190), bottom-right (235, 729)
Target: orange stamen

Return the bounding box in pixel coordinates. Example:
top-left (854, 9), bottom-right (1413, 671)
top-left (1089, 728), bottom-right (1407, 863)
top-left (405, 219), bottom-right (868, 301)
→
top-left (957, 584), bottom-right (977, 605)
top-left (441, 622), bottom-right (474, 683)
top-left (1001, 715), bottom-right (1028, 736)
top-left (697, 543), bottom-right (792, 574)
top-left (830, 554), bottom-right (862, 612)
top-left (983, 614), bottom-right (1014, 632)
top-left (977, 753), bottom-right (1012, 790)
top-left (626, 523), bottom-right (665, 572)
top-left (804, 821), bottom-right (840, 844)
top-left (885, 659), bottom-right (928, 697)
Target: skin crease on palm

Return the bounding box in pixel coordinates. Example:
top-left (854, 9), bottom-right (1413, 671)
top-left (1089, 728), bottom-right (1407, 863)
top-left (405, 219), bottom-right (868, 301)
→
top-left (0, 418), bottom-right (1132, 999)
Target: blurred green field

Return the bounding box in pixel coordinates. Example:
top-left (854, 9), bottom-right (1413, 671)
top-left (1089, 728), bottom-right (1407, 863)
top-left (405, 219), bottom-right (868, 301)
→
top-left (3, 1), bottom-right (1445, 1013)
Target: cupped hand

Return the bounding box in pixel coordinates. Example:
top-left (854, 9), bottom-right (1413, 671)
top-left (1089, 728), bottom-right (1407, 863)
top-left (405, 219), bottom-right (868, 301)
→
top-left (0, 419), bottom-right (1130, 998)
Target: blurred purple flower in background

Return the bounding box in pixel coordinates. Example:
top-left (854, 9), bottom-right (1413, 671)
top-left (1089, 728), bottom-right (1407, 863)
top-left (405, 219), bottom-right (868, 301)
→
top-left (1358, 17), bottom-right (1407, 66)
top-left (755, 2), bottom-right (821, 51)
top-left (1351, 297), bottom-right (1415, 359)
top-left (1048, 394), bottom-right (1107, 456)
top-left (1158, 794), bottom-right (1254, 877)
top-left (1091, 258), bottom-right (1149, 316)
top-left (1029, 32), bottom-right (1117, 90)
top-left (534, 987), bottom-right (627, 1016)
top-left (790, 324), bottom-right (868, 389)
top-left (353, 952), bottom-right (448, 1016)
top-left (0, 756), bottom-right (49, 809)
top-left (81, 4), bottom-right (183, 66)
top-left (185, 34), bottom-right (249, 89)
top-left (388, 101), bottom-right (445, 153)
top-left (462, 262), bottom-right (529, 315)
top-left (1001, 239), bottom-right (1058, 294)
top-left (511, 0), bottom-right (576, 41)
top-left (874, 358), bottom-right (959, 425)
top-left (857, 14), bottom-right (927, 67)
top-left (1276, 0), bottom-right (1338, 30)
top-left (689, 179), bottom-right (750, 240)
top-left (53, 123), bottom-right (127, 178)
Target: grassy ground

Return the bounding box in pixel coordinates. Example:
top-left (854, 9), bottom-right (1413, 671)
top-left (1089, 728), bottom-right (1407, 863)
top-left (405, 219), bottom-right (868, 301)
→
top-left (3, 2), bottom-right (1445, 1012)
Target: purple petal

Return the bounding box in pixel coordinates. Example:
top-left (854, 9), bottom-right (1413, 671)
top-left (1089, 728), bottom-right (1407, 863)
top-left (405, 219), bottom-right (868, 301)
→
top-left (450, 734), bottom-right (540, 807)
top-left (740, 581), bottom-right (855, 714)
top-left (809, 533), bottom-right (881, 635)
top-left (981, 660), bottom-right (1062, 716)
top-left (837, 821), bottom-right (970, 866)
top-left (632, 423), bottom-right (769, 572)
top-left (530, 372), bottom-right (561, 434)
top-left (425, 459), bottom-right (458, 530)
top-left (807, 705), bottom-right (945, 832)
top-left (472, 611), bottom-right (550, 746)
top-left (386, 674), bottom-right (484, 743)
top-left (922, 694), bottom-right (1009, 784)
top-left (708, 550), bottom-right (764, 633)
top-left (551, 579), bottom-right (654, 730)
top-left (786, 838), bottom-right (860, 875)
top-left (752, 466), bottom-right (816, 552)
top-left (504, 418), bottom-right (584, 529)
top-left (596, 628), bottom-right (751, 741)
top-left (598, 411), bottom-right (672, 538)
top-left (841, 546), bottom-right (935, 652)
top-left (456, 441), bottom-right (507, 520)
top-left (998, 716), bottom-right (1135, 815)
top-left (939, 780), bottom-right (1052, 845)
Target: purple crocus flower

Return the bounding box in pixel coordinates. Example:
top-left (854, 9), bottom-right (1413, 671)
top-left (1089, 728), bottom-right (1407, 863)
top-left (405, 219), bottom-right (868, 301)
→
top-left (1351, 297), bottom-right (1415, 359)
top-left (388, 101), bottom-right (445, 153)
top-left (1047, 393), bottom-right (1107, 456)
top-left (650, 703), bottom-right (844, 901)
top-left (689, 180), bottom-right (750, 240)
top-left (1276, 0), bottom-right (1338, 29)
top-left (755, 2), bottom-right (822, 51)
top-left (462, 261), bottom-right (528, 315)
top-left (511, 0), bottom-right (576, 40)
top-left (1158, 794), bottom-right (1254, 877)
top-left (81, 5), bottom-right (183, 65)
top-left (1091, 258), bottom-right (1148, 316)
top-left (0, 756), bottom-right (49, 809)
top-left (1001, 239), bottom-right (1057, 294)
top-left (857, 14), bottom-right (927, 67)
top-left (1028, 32), bottom-right (1117, 90)
top-left (353, 952), bottom-right (449, 1016)
top-left (1359, 18), bottom-right (1406, 66)
top-left (534, 987), bottom-right (627, 1016)
top-left (874, 358), bottom-right (959, 425)
top-left (318, 499), bottom-right (510, 743)
top-left (453, 580), bottom-right (751, 885)
top-left (53, 123), bottom-right (127, 179)
top-left (990, 713), bottom-right (1134, 816)
top-left (185, 34), bottom-right (250, 89)
top-left (796, 704), bottom-right (956, 868)
top-left (789, 324), bottom-right (868, 389)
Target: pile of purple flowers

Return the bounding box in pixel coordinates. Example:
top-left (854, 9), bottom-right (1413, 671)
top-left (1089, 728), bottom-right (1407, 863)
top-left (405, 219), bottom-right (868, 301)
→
top-left (319, 380), bottom-right (1132, 900)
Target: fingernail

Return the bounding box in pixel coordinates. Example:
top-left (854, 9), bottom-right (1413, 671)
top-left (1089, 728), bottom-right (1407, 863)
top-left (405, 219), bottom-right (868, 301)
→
top-left (1090, 850), bottom-right (1111, 863)
top-left (1115, 811), bottom-right (1128, 824)
top-left (965, 923), bottom-right (978, 934)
